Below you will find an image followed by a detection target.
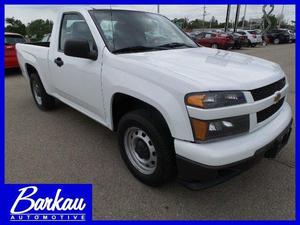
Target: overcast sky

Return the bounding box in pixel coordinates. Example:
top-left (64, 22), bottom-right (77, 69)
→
top-left (5, 4), bottom-right (295, 25)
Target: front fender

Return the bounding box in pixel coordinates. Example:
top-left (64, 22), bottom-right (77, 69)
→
top-left (102, 53), bottom-right (194, 142)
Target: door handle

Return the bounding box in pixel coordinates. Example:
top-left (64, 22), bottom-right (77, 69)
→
top-left (54, 57), bottom-right (64, 67)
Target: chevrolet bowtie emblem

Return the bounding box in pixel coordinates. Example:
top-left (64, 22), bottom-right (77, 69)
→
top-left (274, 92), bottom-right (281, 103)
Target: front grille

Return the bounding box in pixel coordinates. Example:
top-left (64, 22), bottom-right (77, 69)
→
top-left (257, 98), bottom-right (285, 123)
top-left (251, 78), bottom-right (286, 101)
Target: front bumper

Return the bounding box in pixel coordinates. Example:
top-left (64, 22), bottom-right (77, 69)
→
top-left (175, 103), bottom-right (292, 189)
top-left (176, 119), bottom-right (292, 190)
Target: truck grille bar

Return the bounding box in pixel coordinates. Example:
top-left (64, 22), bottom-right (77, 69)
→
top-left (250, 78), bottom-right (286, 101)
top-left (257, 98), bottom-right (285, 123)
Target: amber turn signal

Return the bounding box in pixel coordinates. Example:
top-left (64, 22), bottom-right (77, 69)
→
top-left (190, 119), bottom-right (208, 141)
top-left (186, 94), bottom-right (206, 108)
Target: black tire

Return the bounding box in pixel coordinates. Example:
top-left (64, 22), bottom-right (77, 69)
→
top-left (274, 38), bottom-right (280, 44)
top-left (251, 43), bottom-right (256, 47)
top-left (247, 39), bottom-right (251, 47)
top-left (118, 109), bottom-right (176, 186)
top-left (30, 72), bottom-right (56, 110)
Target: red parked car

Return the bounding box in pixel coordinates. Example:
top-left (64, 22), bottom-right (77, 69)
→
top-left (194, 31), bottom-right (234, 50)
top-left (5, 32), bottom-right (26, 69)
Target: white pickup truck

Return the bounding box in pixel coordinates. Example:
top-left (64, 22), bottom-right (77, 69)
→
top-left (16, 6), bottom-right (292, 189)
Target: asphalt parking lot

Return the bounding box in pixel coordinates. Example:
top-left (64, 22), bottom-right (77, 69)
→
top-left (5, 43), bottom-right (295, 220)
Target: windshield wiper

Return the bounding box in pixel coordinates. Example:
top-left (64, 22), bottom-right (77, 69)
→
top-left (112, 46), bottom-right (163, 54)
top-left (157, 42), bottom-right (195, 49)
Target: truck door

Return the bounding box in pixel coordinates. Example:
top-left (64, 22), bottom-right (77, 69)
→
top-left (49, 12), bottom-right (106, 121)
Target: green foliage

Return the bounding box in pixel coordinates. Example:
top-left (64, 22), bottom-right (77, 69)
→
top-left (172, 17), bottom-right (219, 30)
top-left (26, 19), bottom-right (53, 41)
top-left (263, 14), bottom-right (278, 30)
top-left (5, 17), bottom-right (53, 41)
top-left (5, 17), bottom-right (26, 36)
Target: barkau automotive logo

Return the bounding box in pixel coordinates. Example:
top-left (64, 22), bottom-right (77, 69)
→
top-left (9, 185), bottom-right (89, 222)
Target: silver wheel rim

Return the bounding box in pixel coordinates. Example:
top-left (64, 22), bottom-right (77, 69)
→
top-left (124, 127), bottom-right (157, 175)
top-left (274, 39), bottom-right (279, 44)
top-left (212, 44), bottom-right (218, 48)
top-left (33, 80), bottom-right (42, 105)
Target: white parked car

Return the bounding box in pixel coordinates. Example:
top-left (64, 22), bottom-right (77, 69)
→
top-left (237, 29), bottom-right (263, 47)
top-left (16, 7), bottom-right (292, 189)
top-left (287, 30), bottom-right (295, 43)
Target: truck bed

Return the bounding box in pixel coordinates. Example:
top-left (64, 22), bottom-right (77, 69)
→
top-left (26, 42), bottom-right (50, 47)
top-left (16, 42), bottom-right (50, 81)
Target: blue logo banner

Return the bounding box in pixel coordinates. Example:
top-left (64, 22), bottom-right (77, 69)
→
top-left (2, 184), bottom-right (92, 223)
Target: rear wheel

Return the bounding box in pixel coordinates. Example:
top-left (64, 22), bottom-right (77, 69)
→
top-left (118, 109), bottom-right (176, 186)
top-left (247, 39), bottom-right (252, 47)
top-left (274, 38), bottom-right (280, 44)
top-left (30, 73), bottom-right (56, 110)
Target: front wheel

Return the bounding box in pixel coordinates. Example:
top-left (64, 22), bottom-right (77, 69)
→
top-left (30, 73), bottom-right (56, 110)
top-left (118, 109), bottom-right (176, 186)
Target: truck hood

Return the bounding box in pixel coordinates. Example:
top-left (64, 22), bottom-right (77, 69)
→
top-left (120, 47), bottom-right (285, 91)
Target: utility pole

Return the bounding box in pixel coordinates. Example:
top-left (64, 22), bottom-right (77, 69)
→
top-left (234, 5), bottom-right (241, 32)
top-left (278, 5), bottom-right (285, 28)
top-left (157, 5), bottom-right (160, 14)
top-left (225, 5), bottom-right (231, 32)
top-left (242, 5), bottom-right (247, 29)
top-left (202, 5), bottom-right (208, 30)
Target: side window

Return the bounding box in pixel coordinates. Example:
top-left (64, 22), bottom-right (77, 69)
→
top-left (59, 13), bottom-right (95, 51)
top-left (197, 33), bottom-right (204, 38)
top-left (204, 33), bottom-right (212, 38)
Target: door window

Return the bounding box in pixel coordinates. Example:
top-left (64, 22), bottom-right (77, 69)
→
top-left (59, 13), bottom-right (95, 51)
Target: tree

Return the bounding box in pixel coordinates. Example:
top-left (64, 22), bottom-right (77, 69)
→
top-left (238, 16), bottom-right (249, 28)
top-left (263, 14), bottom-right (278, 30)
top-left (210, 16), bottom-right (218, 28)
top-left (172, 17), bottom-right (192, 30)
top-left (26, 19), bottom-right (53, 41)
top-left (5, 17), bottom-right (26, 36)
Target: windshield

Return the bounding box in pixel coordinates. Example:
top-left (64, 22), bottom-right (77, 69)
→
top-left (5, 35), bottom-right (26, 45)
top-left (90, 10), bottom-right (198, 53)
top-left (247, 31), bottom-right (257, 34)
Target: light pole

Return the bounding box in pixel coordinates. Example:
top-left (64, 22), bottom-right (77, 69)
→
top-left (202, 5), bottom-right (208, 30)
top-left (234, 4), bottom-right (241, 32)
top-left (225, 5), bottom-right (231, 32)
top-left (157, 5), bottom-right (160, 14)
top-left (278, 5), bottom-right (285, 28)
top-left (242, 5), bottom-right (247, 29)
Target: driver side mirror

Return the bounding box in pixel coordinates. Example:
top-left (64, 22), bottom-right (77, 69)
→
top-left (64, 39), bottom-right (98, 60)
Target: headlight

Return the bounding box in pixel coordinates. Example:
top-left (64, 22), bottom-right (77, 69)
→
top-left (191, 115), bottom-right (249, 141)
top-left (185, 91), bottom-right (246, 109)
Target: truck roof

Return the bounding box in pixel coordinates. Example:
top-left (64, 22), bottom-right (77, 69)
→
top-left (57, 5), bottom-right (154, 14)
top-left (58, 5), bottom-right (112, 12)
